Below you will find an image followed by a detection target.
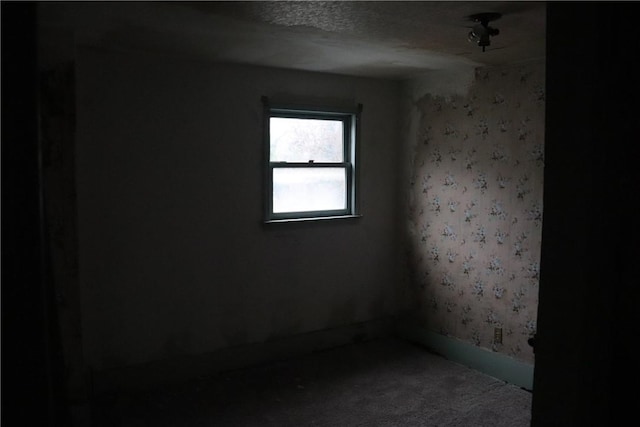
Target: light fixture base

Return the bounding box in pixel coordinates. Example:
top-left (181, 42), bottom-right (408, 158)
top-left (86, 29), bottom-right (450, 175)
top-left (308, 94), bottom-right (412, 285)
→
top-left (467, 12), bottom-right (502, 52)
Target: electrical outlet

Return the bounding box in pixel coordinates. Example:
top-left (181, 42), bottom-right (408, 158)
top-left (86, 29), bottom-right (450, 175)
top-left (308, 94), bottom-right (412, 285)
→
top-left (494, 327), bottom-right (503, 344)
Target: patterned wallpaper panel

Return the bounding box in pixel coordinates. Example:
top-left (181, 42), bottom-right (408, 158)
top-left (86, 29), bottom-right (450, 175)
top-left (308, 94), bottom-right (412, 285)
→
top-left (405, 62), bottom-right (545, 364)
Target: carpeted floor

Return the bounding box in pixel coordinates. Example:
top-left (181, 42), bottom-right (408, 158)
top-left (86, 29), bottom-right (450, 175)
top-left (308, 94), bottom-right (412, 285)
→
top-left (91, 337), bottom-right (532, 427)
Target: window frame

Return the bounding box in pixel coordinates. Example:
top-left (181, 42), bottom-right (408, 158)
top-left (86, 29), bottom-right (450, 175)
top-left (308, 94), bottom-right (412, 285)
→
top-left (263, 97), bottom-right (361, 223)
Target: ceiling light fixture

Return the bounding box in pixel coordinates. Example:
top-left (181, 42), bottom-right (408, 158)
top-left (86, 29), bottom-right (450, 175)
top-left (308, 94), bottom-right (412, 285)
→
top-left (467, 12), bottom-right (501, 52)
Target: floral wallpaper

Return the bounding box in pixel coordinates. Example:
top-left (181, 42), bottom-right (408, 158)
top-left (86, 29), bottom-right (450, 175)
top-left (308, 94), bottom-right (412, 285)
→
top-left (405, 62), bottom-right (545, 364)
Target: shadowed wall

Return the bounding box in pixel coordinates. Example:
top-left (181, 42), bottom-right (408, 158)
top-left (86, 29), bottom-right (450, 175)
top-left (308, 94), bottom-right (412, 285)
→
top-left (74, 47), bottom-right (403, 373)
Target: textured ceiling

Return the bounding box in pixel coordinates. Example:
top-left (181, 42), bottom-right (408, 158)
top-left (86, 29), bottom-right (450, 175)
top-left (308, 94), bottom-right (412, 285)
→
top-left (39, 1), bottom-right (546, 79)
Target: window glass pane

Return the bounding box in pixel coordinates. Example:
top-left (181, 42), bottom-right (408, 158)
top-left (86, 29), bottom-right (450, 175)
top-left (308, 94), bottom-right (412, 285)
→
top-left (270, 117), bottom-right (344, 162)
top-left (273, 168), bottom-right (346, 213)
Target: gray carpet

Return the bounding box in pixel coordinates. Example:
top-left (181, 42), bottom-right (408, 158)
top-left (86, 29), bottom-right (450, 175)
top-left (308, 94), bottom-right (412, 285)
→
top-left (92, 338), bottom-right (532, 426)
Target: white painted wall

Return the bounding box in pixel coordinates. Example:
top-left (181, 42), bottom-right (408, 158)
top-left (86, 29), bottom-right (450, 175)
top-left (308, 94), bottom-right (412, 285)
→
top-left (75, 48), bottom-right (403, 370)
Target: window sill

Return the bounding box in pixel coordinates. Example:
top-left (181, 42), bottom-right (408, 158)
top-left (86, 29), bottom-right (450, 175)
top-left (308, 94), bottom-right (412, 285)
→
top-left (264, 214), bottom-right (362, 224)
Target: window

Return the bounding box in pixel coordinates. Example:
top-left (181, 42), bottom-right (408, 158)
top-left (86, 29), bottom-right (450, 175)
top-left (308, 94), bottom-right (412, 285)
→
top-left (263, 98), bottom-right (361, 222)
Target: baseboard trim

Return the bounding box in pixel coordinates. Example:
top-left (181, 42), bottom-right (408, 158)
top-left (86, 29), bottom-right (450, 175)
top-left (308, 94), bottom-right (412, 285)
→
top-left (398, 323), bottom-right (534, 390)
top-left (91, 317), bottom-right (395, 395)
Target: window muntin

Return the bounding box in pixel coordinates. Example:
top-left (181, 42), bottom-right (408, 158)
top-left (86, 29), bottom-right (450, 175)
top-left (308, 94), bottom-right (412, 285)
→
top-left (265, 105), bottom-right (358, 221)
